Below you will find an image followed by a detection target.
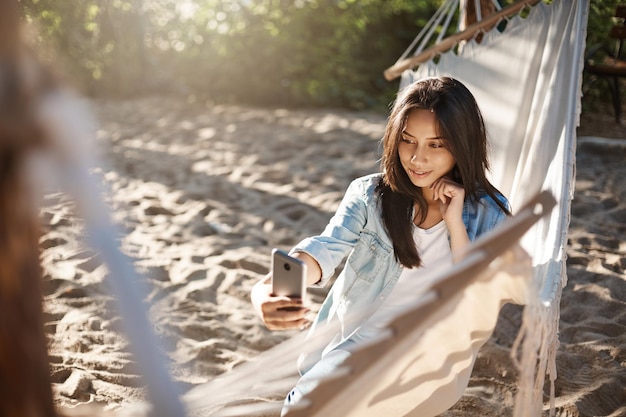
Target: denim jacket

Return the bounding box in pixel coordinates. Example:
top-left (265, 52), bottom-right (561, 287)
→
top-left (291, 173), bottom-right (509, 375)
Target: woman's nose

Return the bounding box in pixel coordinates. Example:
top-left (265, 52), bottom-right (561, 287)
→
top-left (411, 148), bottom-right (425, 163)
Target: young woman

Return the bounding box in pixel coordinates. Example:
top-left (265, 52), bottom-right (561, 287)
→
top-left (251, 76), bottom-right (511, 411)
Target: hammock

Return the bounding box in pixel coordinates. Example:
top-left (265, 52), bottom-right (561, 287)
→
top-left (28, 1), bottom-right (586, 416)
top-left (393, 1), bottom-right (587, 414)
top-left (182, 1), bottom-right (587, 416)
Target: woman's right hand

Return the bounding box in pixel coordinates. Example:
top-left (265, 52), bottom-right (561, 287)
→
top-left (251, 274), bottom-right (311, 331)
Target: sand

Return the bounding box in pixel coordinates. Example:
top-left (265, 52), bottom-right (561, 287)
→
top-left (40, 97), bottom-right (626, 417)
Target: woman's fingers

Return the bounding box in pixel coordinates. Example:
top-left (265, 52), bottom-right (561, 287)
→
top-left (431, 178), bottom-right (448, 203)
top-left (264, 307), bottom-right (311, 330)
top-left (252, 275), bottom-right (311, 331)
top-left (261, 298), bottom-right (311, 330)
top-left (263, 298), bottom-right (307, 315)
top-left (431, 177), bottom-right (464, 204)
top-left (265, 317), bottom-right (311, 331)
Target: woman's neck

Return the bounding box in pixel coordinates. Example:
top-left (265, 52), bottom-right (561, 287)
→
top-left (414, 190), bottom-right (443, 229)
top-left (421, 186), bottom-right (437, 204)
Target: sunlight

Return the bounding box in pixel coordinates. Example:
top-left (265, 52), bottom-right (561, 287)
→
top-left (177, 1), bottom-right (197, 21)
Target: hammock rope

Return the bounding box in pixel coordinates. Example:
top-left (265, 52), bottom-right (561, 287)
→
top-left (397, 0), bottom-right (505, 66)
top-left (384, 0), bottom-right (542, 81)
top-left (396, 0), bottom-right (457, 64)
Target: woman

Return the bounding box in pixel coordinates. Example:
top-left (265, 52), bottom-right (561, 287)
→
top-left (251, 76), bottom-right (510, 412)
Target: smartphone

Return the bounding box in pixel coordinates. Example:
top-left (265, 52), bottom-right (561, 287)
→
top-left (271, 248), bottom-right (307, 300)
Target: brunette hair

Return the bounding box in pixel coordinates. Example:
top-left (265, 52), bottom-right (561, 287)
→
top-left (377, 76), bottom-right (509, 268)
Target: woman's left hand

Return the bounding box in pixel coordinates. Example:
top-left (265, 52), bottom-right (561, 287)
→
top-left (431, 177), bottom-right (470, 261)
top-left (430, 177), bottom-right (465, 224)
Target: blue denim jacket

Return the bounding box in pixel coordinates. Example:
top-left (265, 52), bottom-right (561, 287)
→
top-left (291, 173), bottom-right (509, 375)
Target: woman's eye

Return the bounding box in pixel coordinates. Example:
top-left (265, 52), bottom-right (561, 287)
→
top-left (401, 137), bottom-right (414, 144)
top-left (430, 143), bottom-right (443, 148)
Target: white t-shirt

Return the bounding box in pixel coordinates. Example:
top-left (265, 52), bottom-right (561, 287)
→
top-left (350, 221), bottom-right (452, 345)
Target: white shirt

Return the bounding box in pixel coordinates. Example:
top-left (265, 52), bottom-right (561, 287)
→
top-left (350, 221), bottom-right (453, 345)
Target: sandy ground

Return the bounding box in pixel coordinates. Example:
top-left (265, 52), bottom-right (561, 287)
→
top-left (40, 97), bottom-right (625, 417)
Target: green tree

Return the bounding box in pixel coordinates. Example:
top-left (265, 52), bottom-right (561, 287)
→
top-left (582, 0), bottom-right (625, 111)
top-left (19, 0), bottom-right (619, 110)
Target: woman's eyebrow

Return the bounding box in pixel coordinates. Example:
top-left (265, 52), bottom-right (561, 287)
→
top-left (401, 129), bottom-right (416, 138)
top-left (401, 129), bottom-right (444, 140)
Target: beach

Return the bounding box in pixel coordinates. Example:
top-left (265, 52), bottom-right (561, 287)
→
top-left (41, 97), bottom-right (625, 416)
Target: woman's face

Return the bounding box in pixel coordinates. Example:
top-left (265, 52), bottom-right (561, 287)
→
top-left (398, 109), bottom-right (456, 189)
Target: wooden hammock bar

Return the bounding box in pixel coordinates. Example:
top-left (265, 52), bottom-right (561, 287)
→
top-left (384, 0), bottom-right (541, 81)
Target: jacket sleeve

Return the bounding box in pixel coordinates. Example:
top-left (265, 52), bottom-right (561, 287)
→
top-left (464, 194), bottom-right (511, 241)
top-left (290, 177), bottom-right (370, 287)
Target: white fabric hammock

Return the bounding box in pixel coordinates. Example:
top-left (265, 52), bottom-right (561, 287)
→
top-left (399, 1), bottom-right (587, 414)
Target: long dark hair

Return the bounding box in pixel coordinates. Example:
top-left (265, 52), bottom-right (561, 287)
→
top-left (377, 76), bottom-right (510, 268)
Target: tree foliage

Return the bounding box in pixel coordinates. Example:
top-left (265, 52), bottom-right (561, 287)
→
top-left (19, 0), bottom-right (617, 110)
top-left (582, 0), bottom-right (625, 110)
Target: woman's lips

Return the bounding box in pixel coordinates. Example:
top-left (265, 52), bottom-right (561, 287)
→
top-left (410, 169), bottom-right (431, 178)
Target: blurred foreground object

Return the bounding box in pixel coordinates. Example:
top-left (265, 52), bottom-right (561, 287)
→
top-left (1, 2), bottom-right (186, 416)
top-left (0, 1), bottom-right (58, 416)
